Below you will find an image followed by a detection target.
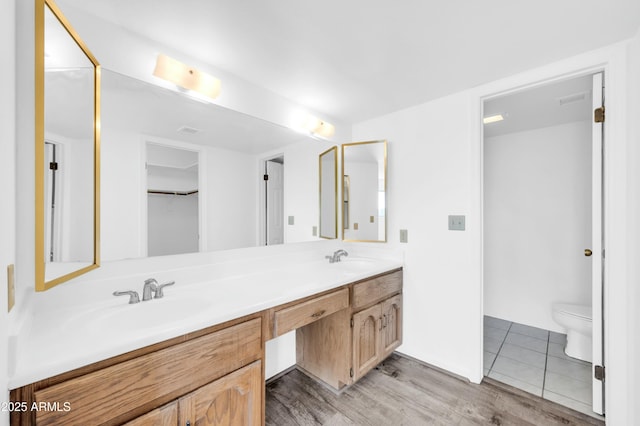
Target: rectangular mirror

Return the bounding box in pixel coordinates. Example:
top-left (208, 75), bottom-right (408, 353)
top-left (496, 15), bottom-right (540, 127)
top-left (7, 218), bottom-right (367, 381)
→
top-left (36, 0), bottom-right (100, 290)
top-left (342, 140), bottom-right (387, 242)
top-left (319, 146), bottom-right (338, 239)
top-left (97, 69), bottom-right (332, 261)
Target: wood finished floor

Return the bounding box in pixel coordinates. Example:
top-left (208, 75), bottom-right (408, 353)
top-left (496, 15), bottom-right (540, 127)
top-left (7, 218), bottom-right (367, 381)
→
top-left (265, 353), bottom-right (604, 425)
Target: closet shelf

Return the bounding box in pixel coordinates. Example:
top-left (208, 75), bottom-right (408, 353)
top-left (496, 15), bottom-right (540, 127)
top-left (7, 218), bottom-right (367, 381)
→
top-left (147, 189), bottom-right (198, 196)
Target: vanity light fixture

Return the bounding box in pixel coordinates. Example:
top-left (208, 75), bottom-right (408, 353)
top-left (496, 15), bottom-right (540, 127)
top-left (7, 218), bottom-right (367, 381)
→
top-left (304, 115), bottom-right (335, 139)
top-left (153, 54), bottom-right (221, 100)
top-left (483, 114), bottom-right (504, 124)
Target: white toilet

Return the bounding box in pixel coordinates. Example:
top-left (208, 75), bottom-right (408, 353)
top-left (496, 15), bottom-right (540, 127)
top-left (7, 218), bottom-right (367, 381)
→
top-left (552, 303), bottom-right (592, 362)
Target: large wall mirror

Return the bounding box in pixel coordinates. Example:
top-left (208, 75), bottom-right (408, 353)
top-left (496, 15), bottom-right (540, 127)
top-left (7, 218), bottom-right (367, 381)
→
top-left (35, 0), bottom-right (100, 291)
top-left (96, 69), bottom-right (332, 262)
top-left (319, 146), bottom-right (338, 239)
top-left (342, 140), bottom-right (387, 242)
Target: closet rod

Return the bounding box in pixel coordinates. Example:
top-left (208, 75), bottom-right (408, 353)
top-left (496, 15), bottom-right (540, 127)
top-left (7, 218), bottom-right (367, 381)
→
top-left (147, 189), bottom-right (199, 196)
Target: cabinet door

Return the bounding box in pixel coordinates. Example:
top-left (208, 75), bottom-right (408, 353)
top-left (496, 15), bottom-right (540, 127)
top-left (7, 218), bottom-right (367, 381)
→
top-left (124, 402), bottom-right (178, 426)
top-left (352, 304), bottom-right (382, 380)
top-left (381, 294), bottom-right (403, 358)
top-left (179, 361), bottom-right (262, 426)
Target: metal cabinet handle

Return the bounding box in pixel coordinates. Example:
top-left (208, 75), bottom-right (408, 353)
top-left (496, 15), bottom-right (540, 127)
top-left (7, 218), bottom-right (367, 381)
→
top-left (113, 290), bottom-right (140, 304)
top-left (379, 316), bottom-right (383, 331)
top-left (382, 314), bottom-right (388, 328)
top-left (585, 249), bottom-right (593, 257)
top-left (154, 281), bottom-right (175, 298)
top-left (311, 309), bottom-right (326, 318)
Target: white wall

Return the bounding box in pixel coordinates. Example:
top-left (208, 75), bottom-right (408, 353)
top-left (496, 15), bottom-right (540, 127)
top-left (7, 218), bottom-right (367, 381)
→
top-left (261, 141), bottom-right (335, 245)
top-left (354, 42), bottom-right (632, 423)
top-left (100, 129), bottom-right (257, 260)
top-left (354, 91), bottom-right (479, 379)
top-left (147, 194), bottom-right (199, 256)
top-left (0, 0), bottom-right (16, 424)
top-left (484, 121), bottom-right (592, 332)
top-left (626, 27), bottom-right (640, 426)
top-left (344, 161), bottom-right (379, 240)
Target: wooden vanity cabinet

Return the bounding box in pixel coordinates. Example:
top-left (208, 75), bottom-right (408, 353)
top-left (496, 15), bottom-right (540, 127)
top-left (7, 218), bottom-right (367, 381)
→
top-left (297, 269), bottom-right (403, 389)
top-left (125, 361), bottom-right (262, 426)
top-left (352, 293), bottom-right (403, 381)
top-left (12, 316), bottom-right (263, 426)
top-left (11, 267), bottom-right (402, 424)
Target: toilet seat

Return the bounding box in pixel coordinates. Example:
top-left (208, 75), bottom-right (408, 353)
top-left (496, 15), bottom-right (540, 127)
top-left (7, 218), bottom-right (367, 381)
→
top-left (554, 303), bottom-right (592, 321)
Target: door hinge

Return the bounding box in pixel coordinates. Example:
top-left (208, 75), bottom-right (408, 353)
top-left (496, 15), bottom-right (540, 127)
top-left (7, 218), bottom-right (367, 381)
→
top-left (595, 365), bottom-right (605, 381)
top-left (263, 174), bottom-right (269, 181)
top-left (49, 161), bottom-right (58, 171)
top-left (594, 106), bottom-right (605, 123)
top-left (349, 367), bottom-right (354, 378)
top-left (350, 318), bottom-right (354, 328)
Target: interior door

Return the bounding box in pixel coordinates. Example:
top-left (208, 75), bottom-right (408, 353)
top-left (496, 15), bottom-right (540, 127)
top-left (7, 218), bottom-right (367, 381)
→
top-left (266, 160), bottom-right (284, 245)
top-left (591, 72), bottom-right (604, 415)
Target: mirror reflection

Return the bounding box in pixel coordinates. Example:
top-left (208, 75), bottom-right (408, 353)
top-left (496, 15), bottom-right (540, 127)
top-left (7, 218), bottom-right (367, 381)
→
top-left (319, 147), bottom-right (338, 239)
top-left (342, 140), bottom-right (387, 242)
top-left (39, 0), bottom-right (100, 289)
top-left (98, 69), bottom-right (334, 261)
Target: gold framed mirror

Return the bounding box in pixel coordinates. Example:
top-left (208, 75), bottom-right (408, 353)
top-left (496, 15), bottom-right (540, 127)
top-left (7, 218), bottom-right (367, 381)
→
top-left (35, 0), bottom-right (101, 291)
top-left (319, 146), bottom-right (338, 239)
top-left (341, 140), bottom-right (387, 242)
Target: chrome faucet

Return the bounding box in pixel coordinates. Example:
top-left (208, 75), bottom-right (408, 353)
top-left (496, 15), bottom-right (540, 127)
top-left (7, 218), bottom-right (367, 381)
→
top-left (114, 278), bottom-right (176, 304)
top-left (113, 290), bottom-right (140, 304)
top-left (325, 249), bottom-right (349, 263)
top-left (142, 278), bottom-right (158, 301)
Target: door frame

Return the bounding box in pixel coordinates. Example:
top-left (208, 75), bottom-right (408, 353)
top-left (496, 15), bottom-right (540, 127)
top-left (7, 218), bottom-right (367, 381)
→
top-left (139, 136), bottom-right (207, 256)
top-left (477, 65), bottom-right (611, 408)
top-left (258, 153), bottom-right (285, 246)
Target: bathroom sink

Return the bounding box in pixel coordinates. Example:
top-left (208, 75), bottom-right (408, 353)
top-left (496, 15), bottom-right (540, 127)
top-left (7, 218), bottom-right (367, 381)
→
top-left (331, 257), bottom-right (378, 272)
top-left (72, 293), bottom-right (213, 336)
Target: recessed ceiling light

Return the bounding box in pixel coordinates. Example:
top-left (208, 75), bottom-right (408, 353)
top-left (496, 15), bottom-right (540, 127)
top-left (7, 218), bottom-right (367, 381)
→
top-left (483, 114), bottom-right (504, 124)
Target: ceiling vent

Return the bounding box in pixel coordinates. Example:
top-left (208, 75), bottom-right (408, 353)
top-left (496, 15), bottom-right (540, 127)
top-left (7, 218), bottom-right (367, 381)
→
top-left (177, 126), bottom-right (201, 135)
top-left (557, 91), bottom-right (589, 106)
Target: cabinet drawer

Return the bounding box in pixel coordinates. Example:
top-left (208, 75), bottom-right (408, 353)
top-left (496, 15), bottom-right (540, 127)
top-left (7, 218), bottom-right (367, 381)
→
top-left (274, 288), bottom-right (349, 337)
top-left (352, 270), bottom-right (402, 310)
top-left (34, 318), bottom-right (262, 425)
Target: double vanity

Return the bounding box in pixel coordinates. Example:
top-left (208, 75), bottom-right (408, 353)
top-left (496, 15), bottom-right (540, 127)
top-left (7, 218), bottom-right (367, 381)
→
top-left (9, 243), bottom-right (403, 425)
top-left (19, 1), bottom-right (400, 424)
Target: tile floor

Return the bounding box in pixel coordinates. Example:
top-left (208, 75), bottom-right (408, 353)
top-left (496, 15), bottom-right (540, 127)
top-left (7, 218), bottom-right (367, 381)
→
top-left (483, 315), bottom-right (602, 418)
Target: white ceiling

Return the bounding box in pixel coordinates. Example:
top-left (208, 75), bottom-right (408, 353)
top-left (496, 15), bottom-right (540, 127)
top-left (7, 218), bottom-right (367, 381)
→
top-left (101, 70), bottom-right (313, 154)
top-left (59, 0), bottom-right (640, 124)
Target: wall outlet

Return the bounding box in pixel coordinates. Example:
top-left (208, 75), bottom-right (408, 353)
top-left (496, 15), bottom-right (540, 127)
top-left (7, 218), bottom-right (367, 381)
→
top-left (7, 264), bottom-right (15, 312)
top-left (448, 215), bottom-right (466, 231)
top-left (312, 226), bottom-right (317, 236)
top-left (288, 216), bottom-right (295, 225)
top-left (399, 229), bottom-right (408, 243)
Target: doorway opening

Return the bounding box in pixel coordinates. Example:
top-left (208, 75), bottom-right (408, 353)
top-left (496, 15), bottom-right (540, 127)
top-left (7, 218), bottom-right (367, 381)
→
top-left (145, 142), bottom-right (201, 257)
top-left (262, 155), bottom-right (284, 246)
top-left (481, 72), bottom-right (604, 418)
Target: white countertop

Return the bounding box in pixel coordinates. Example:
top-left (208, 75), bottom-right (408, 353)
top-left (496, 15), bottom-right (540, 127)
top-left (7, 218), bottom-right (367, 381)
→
top-left (9, 242), bottom-right (402, 389)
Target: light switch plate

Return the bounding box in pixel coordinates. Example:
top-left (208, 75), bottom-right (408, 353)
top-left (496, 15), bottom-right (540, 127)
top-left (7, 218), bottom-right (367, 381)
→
top-left (354, 223), bottom-right (359, 230)
top-left (288, 216), bottom-right (294, 225)
top-left (399, 229), bottom-right (408, 243)
top-left (370, 216), bottom-right (374, 223)
top-left (312, 226), bottom-right (317, 236)
top-left (448, 215), bottom-right (465, 231)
